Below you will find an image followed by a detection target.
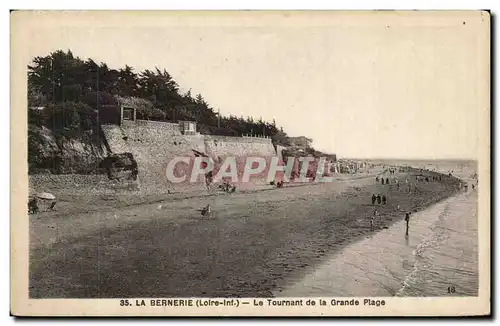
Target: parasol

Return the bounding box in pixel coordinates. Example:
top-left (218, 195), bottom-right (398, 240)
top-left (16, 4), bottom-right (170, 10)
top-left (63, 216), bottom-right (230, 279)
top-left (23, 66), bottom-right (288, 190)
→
top-left (36, 192), bottom-right (56, 200)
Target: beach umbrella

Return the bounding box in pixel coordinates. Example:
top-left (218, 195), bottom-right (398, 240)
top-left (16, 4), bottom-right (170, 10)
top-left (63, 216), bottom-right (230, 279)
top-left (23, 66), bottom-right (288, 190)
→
top-left (36, 192), bottom-right (56, 200)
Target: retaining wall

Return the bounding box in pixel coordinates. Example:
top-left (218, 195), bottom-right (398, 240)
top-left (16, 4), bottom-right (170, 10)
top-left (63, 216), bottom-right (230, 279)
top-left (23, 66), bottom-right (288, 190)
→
top-left (102, 120), bottom-right (308, 192)
top-left (101, 121), bottom-right (346, 193)
top-left (101, 121), bottom-right (287, 193)
top-left (203, 135), bottom-right (281, 186)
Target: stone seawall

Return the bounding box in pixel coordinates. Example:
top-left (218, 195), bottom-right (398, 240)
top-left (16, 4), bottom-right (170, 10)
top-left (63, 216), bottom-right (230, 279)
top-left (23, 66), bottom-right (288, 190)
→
top-left (29, 174), bottom-right (139, 197)
top-left (204, 135), bottom-right (282, 186)
top-left (101, 122), bottom-right (281, 194)
top-left (118, 122), bottom-right (206, 193)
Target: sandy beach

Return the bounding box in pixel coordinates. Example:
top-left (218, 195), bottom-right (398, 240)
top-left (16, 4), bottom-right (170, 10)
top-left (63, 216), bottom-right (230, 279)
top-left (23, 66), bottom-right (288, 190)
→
top-left (276, 160), bottom-right (478, 297)
top-left (29, 168), bottom-right (461, 298)
top-left (277, 190), bottom-right (478, 297)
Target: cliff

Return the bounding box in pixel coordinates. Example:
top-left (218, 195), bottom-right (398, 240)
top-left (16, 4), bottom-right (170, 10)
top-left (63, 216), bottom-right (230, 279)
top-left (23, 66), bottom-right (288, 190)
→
top-left (28, 125), bottom-right (109, 174)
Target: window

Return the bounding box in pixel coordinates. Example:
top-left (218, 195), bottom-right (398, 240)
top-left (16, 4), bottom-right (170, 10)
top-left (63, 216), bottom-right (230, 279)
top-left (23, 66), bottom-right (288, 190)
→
top-left (123, 108), bottom-right (134, 120)
top-left (179, 121), bottom-right (197, 134)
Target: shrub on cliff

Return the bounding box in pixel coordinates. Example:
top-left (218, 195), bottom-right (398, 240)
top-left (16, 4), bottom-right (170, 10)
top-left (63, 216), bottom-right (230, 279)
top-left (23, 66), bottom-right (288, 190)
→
top-left (42, 102), bottom-right (96, 137)
top-left (27, 49), bottom-right (325, 172)
top-left (27, 50), bottom-right (293, 141)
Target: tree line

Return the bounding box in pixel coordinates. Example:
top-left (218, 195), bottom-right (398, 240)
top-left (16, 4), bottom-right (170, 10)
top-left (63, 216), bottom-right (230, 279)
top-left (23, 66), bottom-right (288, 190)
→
top-left (28, 49), bottom-right (293, 147)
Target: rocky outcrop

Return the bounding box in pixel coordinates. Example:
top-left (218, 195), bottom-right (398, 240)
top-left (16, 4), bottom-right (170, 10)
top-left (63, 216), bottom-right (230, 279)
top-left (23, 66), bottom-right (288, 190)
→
top-left (28, 125), bottom-right (108, 174)
top-left (99, 153), bottom-right (138, 181)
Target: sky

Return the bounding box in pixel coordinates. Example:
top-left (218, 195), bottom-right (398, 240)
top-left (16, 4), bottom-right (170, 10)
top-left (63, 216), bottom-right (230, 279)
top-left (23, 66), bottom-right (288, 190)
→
top-left (16, 11), bottom-right (488, 159)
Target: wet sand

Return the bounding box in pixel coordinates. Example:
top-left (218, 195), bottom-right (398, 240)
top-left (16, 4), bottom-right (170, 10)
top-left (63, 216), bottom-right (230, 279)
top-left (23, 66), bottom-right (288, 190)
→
top-left (29, 170), bottom-right (460, 298)
top-left (277, 191), bottom-right (478, 297)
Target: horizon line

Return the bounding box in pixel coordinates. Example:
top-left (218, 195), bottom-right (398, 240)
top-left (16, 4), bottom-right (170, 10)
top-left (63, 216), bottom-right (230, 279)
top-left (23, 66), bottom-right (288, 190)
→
top-left (338, 157), bottom-right (477, 161)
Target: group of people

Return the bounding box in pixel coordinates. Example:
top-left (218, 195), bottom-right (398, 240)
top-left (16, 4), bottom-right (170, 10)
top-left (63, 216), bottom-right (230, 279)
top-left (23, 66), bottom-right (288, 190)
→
top-left (28, 196), bottom-right (57, 214)
top-left (461, 181), bottom-right (477, 191)
top-left (371, 193), bottom-right (387, 205)
top-left (370, 172), bottom-right (414, 232)
top-left (368, 167), bottom-right (472, 234)
top-left (375, 176), bottom-right (402, 186)
top-left (219, 181), bottom-right (237, 193)
top-left (270, 180), bottom-right (285, 188)
top-left (415, 175), bottom-right (441, 183)
top-left (375, 176), bottom-right (392, 185)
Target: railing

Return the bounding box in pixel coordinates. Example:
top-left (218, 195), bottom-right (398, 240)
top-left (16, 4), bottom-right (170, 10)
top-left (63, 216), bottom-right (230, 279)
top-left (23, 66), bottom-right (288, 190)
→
top-left (135, 119), bottom-right (180, 128)
top-left (242, 134), bottom-right (271, 139)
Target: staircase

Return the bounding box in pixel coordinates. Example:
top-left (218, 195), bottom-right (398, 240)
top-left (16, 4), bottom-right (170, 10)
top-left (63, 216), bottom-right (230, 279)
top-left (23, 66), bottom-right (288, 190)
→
top-left (100, 124), bottom-right (131, 154)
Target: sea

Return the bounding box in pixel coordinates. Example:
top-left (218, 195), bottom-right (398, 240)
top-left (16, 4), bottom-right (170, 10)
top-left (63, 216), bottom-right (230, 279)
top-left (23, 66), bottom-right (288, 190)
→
top-left (277, 160), bottom-right (479, 297)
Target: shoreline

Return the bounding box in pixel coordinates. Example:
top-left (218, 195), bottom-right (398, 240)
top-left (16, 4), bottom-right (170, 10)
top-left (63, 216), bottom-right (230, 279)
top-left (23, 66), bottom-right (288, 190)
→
top-left (276, 190), bottom-right (477, 297)
top-left (29, 168), bottom-right (462, 298)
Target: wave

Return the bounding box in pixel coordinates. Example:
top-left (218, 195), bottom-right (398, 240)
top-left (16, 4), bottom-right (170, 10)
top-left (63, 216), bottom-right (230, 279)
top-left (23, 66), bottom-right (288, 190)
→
top-left (396, 191), bottom-right (478, 297)
top-left (395, 200), bottom-right (452, 296)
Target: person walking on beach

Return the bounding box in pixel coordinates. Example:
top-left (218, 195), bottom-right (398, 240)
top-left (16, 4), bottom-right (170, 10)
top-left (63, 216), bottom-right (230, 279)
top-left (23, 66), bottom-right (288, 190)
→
top-left (200, 204), bottom-right (212, 218)
top-left (381, 178), bottom-right (385, 185)
top-left (376, 194), bottom-right (381, 205)
top-left (375, 176), bottom-right (379, 183)
top-left (371, 210), bottom-right (379, 228)
top-left (386, 177), bottom-right (390, 185)
top-left (405, 212), bottom-right (411, 235)
top-left (382, 195), bottom-right (387, 205)
top-left (371, 194), bottom-right (376, 205)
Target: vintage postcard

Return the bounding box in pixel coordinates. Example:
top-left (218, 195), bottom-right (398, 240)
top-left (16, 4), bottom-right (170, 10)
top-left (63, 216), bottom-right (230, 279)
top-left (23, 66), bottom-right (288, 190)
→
top-left (10, 10), bottom-right (490, 317)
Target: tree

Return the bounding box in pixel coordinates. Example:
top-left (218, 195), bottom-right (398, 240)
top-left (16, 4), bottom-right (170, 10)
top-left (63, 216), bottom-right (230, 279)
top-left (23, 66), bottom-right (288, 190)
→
top-left (117, 65), bottom-right (140, 96)
top-left (27, 49), bottom-right (305, 148)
